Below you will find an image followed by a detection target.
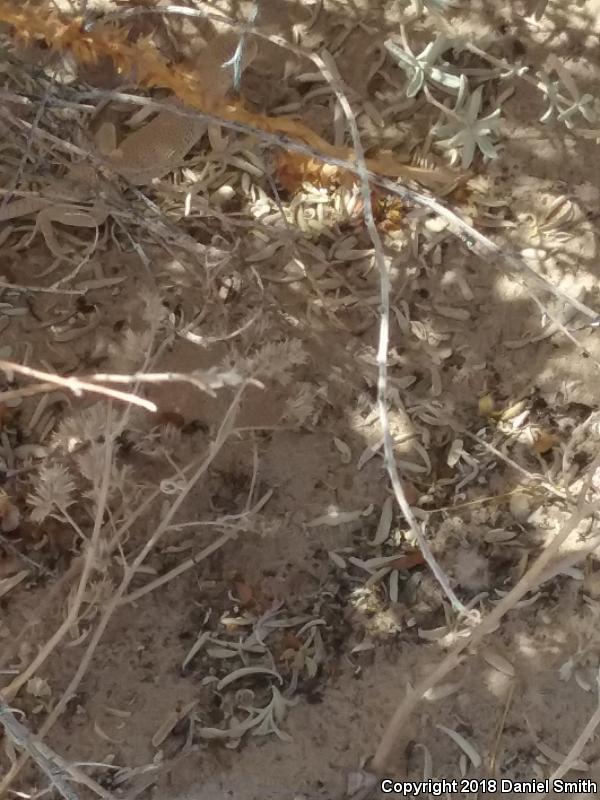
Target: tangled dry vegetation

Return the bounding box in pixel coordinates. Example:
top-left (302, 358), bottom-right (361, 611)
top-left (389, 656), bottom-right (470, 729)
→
top-left (2, 0), bottom-right (600, 798)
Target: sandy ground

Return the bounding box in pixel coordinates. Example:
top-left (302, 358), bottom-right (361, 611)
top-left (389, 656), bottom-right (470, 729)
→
top-left (2, 0), bottom-right (600, 799)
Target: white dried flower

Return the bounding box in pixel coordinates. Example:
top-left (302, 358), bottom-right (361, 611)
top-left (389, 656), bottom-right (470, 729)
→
top-left (27, 464), bottom-right (76, 522)
top-left (52, 403), bottom-right (126, 453)
top-left (76, 445), bottom-right (133, 500)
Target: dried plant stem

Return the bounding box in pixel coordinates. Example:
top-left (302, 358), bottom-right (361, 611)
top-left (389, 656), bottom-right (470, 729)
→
top-left (1, 407), bottom-right (115, 702)
top-left (371, 499), bottom-right (599, 772)
top-left (0, 2), bottom-right (455, 191)
top-left (0, 701), bottom-right (117, 800)
top-left (0, 279), bottom-right (82, 295)
top-left (104, 446), bottom-right (229, 558)
top-left (489, 679), bottom-right (515, 775)
top-left (82, 369), bottom-right (259, 395)
top-left (0, 696), bottom-right (81, 800)
top-left (313, 49), bottom-right (465, 613)
top-left (120, 488), bottom-right (272, 605)
top-left (0, 78), bottom-right (51, 214)
top-left (0, 369), bottom-right (257, 407)
top-left (459, 428), bottom-right (567, 502)
top-left (0, 361), bottom-right (157, 412)
top-left (539, 678), bottom-right (600, 797)
top-left (0, 385), bottom-right (246, 797)
top-left (122, 529), bottom-right (236, 606)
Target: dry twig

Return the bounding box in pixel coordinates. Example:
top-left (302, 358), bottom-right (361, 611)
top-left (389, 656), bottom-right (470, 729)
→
top-left (372, 439), bottom-right (600, 773)
top-left (0, 361), bottom-right (157, 412)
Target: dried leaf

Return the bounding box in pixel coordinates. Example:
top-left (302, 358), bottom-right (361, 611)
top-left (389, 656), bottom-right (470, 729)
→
top-left (182, 631), bottom-right (210, 670)
top-left (152, 700), bottom-right (198, 747)
top-left (333, 437), bottom-right (352, 464)
top-left (328, 550), bottom-right (347, 569)
top-left (0, 569), bottom-right (27, 598)
top-left (424, 682), bottom-right (461, 701)
top-left (499, 399), bottom-right (529, 421)
top-left (357, 438), bottom-right (383, 469)
top-left (234, 581), bottom-right (255, 608)
top-left (370, 497), bottom-right (394, 546)
top-left (307, 506), bottom-right (372, 528)
top-left (414, 742), bottom-right (433, 780)
top-left (482, 648), bottom-right (515, 677)
top-left (532, 430), bottom-right (559, 454)
top-left (446, 438), bottom-right (463, 468)
top-left (351, 640), bottom-right (375, 654)
top-left (388, 551), bottom-right (425, 571)
top-left (26, 677), bottom-right (51, 698)
top-left (436, 724), bottom-right (482, 768)
top-left (94, 720), bottom-right (124, 744)
top-left (389, 569), bottom-right (399, 603)
top-left (484, 528), bottom-right (517, 543)
top-left (478, 393), bottom-right (495, 417)
top-left (217, 667), bottom-right (281, 691)
top-left (526, 718), bottom-right (588, 771)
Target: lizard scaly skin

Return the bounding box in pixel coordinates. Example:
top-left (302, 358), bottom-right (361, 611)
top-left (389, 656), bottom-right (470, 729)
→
top-left (102, 36), bottom-right (258, 185)
top-left (0, 35), bottom-right (257, 252)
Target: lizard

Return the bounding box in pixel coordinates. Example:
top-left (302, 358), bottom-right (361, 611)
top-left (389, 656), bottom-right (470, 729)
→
top-left (0, 24), bottom-right (462, 257)
top-left (95, 32), bottom-right (259, 186)
top-left (0, 34), bottom-right (258, 257)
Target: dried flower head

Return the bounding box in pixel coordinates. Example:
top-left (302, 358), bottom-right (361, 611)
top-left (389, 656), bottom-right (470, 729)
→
top-left (53, 403), bottom-right (123, 453)
top-left (27, 464), bottom-right (76, 522)
top-left (224, 339), bottom-right (308, 386)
